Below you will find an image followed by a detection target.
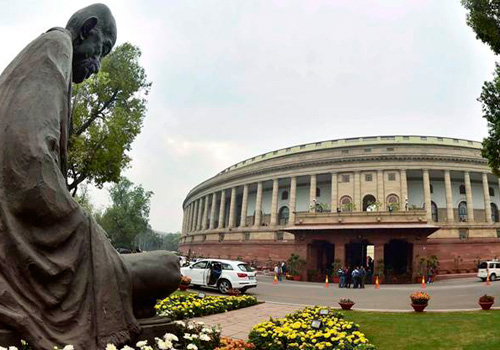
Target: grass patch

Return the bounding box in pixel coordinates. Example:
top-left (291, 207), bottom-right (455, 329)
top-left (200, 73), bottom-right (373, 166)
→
top-left (343, 310), bottom-right (500, 350)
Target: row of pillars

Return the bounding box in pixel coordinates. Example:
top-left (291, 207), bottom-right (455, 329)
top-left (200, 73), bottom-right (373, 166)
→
top-left (182, 169), bottom-right (496, 233)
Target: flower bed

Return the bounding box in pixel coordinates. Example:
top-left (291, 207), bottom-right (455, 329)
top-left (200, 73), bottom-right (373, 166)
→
top-left (155, 293), bottom-right (258, 320)
top-left (215, 337), bottom-right (255, 350)
top-left (248, 306), bottom-right (375, 350)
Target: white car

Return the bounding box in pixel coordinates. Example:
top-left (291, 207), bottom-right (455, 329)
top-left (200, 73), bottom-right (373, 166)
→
top-left (181, 259), bottom-right (257, 294)
top-left (478, 260), bottom-right (500, 281)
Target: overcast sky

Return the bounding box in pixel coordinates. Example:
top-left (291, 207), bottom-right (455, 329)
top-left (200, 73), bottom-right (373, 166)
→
top-left (0, 0), bottom-right (497, 233)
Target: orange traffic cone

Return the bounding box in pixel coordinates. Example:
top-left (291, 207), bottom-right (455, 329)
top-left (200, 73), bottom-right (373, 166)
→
top-left (375, 276), bottom-right (380, 289)
top-left (273, 274), bottom-right (278, 284)
top-left (421, 276), bottom-right (426, 289)
top-left (325, 275), bottom-right (329, 288)
top-left (486, 269), bottom-right (491, 286)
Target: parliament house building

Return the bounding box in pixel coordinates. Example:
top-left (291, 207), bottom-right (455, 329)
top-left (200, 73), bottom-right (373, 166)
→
top-left (179, 135), bottom-right (500, 281)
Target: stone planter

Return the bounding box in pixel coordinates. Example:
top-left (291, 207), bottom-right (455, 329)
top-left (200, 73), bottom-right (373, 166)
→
top-left (411, 303), bottom-right (428, 312)
top-left (479, 301), bottom-right (494, 310)
top-left (339, 302), bottom-right (355, 310)
top-left (178, 284), bottom-right (189, 291)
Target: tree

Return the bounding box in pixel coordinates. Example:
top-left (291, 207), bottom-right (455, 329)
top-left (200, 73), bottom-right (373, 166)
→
top-left (462, 0), bottom-right (500, 54)
top-left (478, 64), bottom-right (500, 175)
top-left (462, 1), bottom-right (500, 173)
top-left (97, 177), bottom-right (153, 249)
top-left (134, 231), bottom-right (181, 251)
top-left (67, 43), bottom-right (152, 195)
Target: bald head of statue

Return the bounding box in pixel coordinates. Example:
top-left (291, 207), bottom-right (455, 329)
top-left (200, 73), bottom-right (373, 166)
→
top-left (66, 3), bottom-right (117, 83)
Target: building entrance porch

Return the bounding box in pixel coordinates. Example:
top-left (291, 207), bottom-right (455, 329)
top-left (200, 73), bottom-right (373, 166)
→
top-left (288, 222), bottom-right (438, 283)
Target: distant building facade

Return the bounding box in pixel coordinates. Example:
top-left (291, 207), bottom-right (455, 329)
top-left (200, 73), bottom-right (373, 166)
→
top-left (179, 135), bottom-right (500, 282)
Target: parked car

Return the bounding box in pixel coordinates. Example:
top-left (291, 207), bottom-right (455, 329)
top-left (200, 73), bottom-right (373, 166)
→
top-left (477, 260), bottom-right (500, 281)
top-left (180, 259), bottom-right (257, 294)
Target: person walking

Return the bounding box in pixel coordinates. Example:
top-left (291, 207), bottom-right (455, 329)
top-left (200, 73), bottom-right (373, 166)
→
top-left (338, 267), bottom-right (345, 288)
top-left (345, 267), bottom-right (351, 288)
top-left (352, 267), bottom-right (360, 288)
top-left (281, 261), bottom-right (287, 278)
top-left (274, 264), bottom-right (281, 282)
top-left (360, 266), bottom-right (366, 288)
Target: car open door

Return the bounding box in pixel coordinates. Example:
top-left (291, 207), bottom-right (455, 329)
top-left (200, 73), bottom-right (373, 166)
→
top-left (189, 261), bottom-right (208, 285)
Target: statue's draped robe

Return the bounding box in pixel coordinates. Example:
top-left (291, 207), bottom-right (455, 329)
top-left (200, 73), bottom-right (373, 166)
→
top-left (0, 28), bottom-right (140, 349)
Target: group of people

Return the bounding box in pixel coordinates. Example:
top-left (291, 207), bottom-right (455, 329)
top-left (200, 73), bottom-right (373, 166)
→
top-left (337, 266), bottom-right (371, 288)
top-left (274, 261), bottom-right (287, 281)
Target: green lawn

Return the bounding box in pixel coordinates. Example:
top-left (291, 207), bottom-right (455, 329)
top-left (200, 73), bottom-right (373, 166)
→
top-left (343, 310), bottom-right (500, 350)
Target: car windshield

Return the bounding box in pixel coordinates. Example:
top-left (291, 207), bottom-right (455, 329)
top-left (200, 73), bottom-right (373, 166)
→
top-left (478, 262), bottom-right (487, 269)
top-left (238, 263), bottom-right (254, 272)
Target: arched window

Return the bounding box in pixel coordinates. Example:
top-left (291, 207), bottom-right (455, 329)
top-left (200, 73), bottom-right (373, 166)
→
top-left (431, 201), bottom-right (438, 222)
top-left (459, 185), bottom-right (466, 195)
top-left (363, 194), bottom-right (377, 211)
top-left (278, 206), bottom-right (289, 225)
top-left (430, 184), bottom-right (433, 194)
top-left (491, 203), bottom-right (499, 223)
top-left (281, 191), bottom-right (289, 200)
top-left (316, 187), bottom-right (321, 197)
top-left (340, 196), bottom-right (353, 212)
top-left (386, 194), bottom-right (400, 211)
top-left (490, 187), bottom-right (495, 197)
top-left (458, 201), bottom-right (467, 222)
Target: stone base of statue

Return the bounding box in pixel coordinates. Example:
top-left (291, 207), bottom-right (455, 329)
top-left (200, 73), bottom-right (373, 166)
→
top-left (0, 317), bottom-right (177, 348)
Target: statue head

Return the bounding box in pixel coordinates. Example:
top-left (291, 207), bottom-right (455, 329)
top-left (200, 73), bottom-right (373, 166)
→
top-left (66, 3), bottom-right (117, 83)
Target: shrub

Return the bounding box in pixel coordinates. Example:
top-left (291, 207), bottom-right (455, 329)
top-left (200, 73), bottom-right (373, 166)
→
top-left (249, 306), bottom-right (375, 350)
top-left (479, 294), bottom-right (495, 303)
top-left (155, 293), bottom-right (258, 320)
top-left (410, 291), bottom-right (430, 305)
top-left (215, 337), bottom-right (255, 350)
top-left (340, 298), bottom-right (354, 304)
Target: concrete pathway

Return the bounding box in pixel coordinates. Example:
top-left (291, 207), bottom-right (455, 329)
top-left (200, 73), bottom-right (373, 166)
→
top-left (192, 302), bottom-right (298, 340)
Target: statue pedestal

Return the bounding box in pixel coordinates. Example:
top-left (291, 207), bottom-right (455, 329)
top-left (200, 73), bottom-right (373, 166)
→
top-left (0, 317), bottom-right (176, 347)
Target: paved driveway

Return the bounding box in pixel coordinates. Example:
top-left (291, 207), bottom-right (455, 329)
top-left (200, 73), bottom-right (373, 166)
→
top-left (240, 276), bottom-right (500, 311)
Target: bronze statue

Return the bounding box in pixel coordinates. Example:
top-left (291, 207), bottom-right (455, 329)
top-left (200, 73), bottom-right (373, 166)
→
top-left (0, 4), bottom-right (179, 349)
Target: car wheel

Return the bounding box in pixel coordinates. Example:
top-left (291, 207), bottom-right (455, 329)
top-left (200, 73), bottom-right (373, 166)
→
top-left (217, 279), bottom-right (232, 294)
top-left (490, 274), bottom-right (496, 281)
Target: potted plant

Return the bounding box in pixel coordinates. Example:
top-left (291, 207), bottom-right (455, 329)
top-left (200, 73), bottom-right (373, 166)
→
top-left (178, 275), bottom-right (191, 291)
top-left (410, 291), bottom-right (430, 312)
top-left (479, 294), bottom-right (495, 310)
top-left (338, 298), bottom-right (355, 310)
top-left (288, 253), bottom-right (306, 281)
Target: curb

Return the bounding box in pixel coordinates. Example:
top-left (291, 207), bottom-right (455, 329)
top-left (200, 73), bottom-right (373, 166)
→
top-left (264, 301), bottom-right (500, 313)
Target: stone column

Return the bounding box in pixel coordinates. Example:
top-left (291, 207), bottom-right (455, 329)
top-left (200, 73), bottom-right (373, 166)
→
top-left (218, 190), bottom-right (226, 229)
top-left (188, 203), bottom-right (194, 232)
top-left (191, 200), bottom-right (198, 231)
top-left (181, 207), bottom-right (187, 234)
top-left (374, 244), bottom-right (384, 276)
top-left (334, 243), bottom-right (345, 266)
top-left (240, 184), bottom-right (249, 227)
top-left (209, 193), bottom-right (217, 230)
top-left (331, 172), bottom-right (338, 213)
top-left (202, 196), bottom-right (209, 230)
top-left (423, 169), bottom-right (432, 221)
top-left (254, 182), bottom-right (263, 227)
top-left (270, 179), bottom-right (279, 226)
top-left (444, 170), bottom-right (454, 222)
top-left (464, 171), bottom-right (474, 222)
top-left (377, 170), bottom-right (385, 210)
top-left (400, 169), bottom-right (408, 211)
top-left (309, 174), bottom-right (317, 211)
top-left (289, 176), bottom-right (297, 224)
top-left (354, 171), bottom-right (361, 211)
top-left (197, 198), bottom-right (204, 231)
top-left (483, 173), bottom-right (492, 223)
top-left (228, 187), bottom-right (237, 228)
